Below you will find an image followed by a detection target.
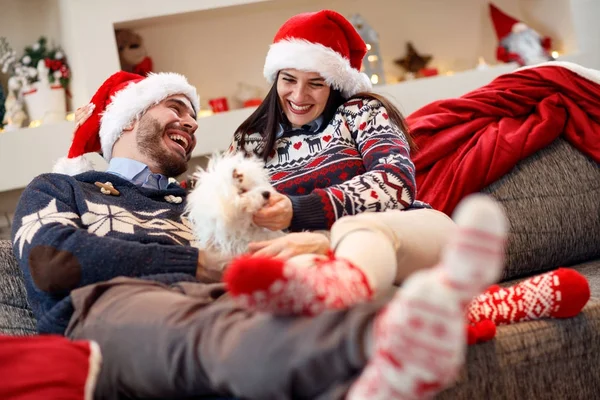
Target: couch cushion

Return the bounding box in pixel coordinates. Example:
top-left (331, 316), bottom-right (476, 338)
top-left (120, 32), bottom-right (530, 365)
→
top-left (0, 240), bottom-right (37, 335)
top-left (483, 138), bottom-right (600, 280)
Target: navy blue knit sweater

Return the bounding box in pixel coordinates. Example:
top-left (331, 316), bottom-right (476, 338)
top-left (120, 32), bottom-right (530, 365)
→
top-left (11, 171), bottom-right (199, 334)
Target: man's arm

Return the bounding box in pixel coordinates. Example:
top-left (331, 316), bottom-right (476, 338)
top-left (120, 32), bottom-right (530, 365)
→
top-left (12, 175), bottom-right (198, 295)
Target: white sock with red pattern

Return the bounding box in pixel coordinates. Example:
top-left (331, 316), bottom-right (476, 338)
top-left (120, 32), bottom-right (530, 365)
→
top-left (468, 268), bottom-right (590, 325)
top-left (348, 194), bottom-right (507, 400)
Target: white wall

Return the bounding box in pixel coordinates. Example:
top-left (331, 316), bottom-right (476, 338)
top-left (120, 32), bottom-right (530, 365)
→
top-left (56, 0), bottom-right (269, 109)
top-left (520, 0), bottom-right (578, 54)
top-left (0, 0), bottom-right (589, 110)
top-left (128, 0), bottom-right (579, 110)
top-left (570, 0), bottom-right (600, 54)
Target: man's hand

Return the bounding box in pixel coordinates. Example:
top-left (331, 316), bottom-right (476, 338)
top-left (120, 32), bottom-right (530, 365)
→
top-left (253, 191), bottom-right (293, 231)
top-left (248, 232), bottom-right (330, 260)
top-left (196, 250), bottom-right (233, 282)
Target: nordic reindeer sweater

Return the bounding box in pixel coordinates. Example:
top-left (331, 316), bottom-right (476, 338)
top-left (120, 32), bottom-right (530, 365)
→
top-left (232, 98), bottom-right (427, 231)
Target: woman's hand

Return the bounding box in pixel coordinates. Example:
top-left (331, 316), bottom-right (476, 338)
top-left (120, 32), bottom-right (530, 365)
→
top-left (72, 103), bottom-right (95, 137)
top-left (253, 191), bottom-right (293, 231)
top-left (248, 232), bottom-right (330, 260)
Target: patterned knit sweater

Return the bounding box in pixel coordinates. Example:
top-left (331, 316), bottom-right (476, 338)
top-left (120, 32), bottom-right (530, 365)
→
top-left (232, 98), bottom-right (427, 231)
top-left (11, 172), bottom-right (199, 334)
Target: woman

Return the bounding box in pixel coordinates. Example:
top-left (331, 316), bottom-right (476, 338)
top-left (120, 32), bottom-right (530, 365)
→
top-left (227, 9), bottom-right (458, 309)
top-left (224, 10), bottom-right (589, 334)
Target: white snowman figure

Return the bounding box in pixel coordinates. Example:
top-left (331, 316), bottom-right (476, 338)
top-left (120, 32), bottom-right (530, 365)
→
top-left (36, 59), bottom-right (51, 89)
top-left (490, 3), bottom-right (553, 66)
top-left (3, 76), bottom-right (28, 131)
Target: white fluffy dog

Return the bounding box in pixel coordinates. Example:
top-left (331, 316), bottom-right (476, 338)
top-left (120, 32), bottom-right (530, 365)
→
top-left (185, 152), bottom-right (284, 259)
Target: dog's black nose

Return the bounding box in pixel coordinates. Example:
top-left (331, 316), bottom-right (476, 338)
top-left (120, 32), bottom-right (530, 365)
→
top-left (262, 191), bottom-right (271, 200)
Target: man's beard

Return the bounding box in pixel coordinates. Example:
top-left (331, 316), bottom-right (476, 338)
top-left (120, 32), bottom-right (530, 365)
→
top-left (136, 114), bottom-right (190, 177)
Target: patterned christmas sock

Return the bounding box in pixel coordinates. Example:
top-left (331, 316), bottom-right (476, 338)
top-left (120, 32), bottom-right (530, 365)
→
top-left (224, 251), bottom-right (373, 316)
top-left (348, 195), bottom-right (508, 399)
top-left (468, 268), bottom-right (590, 325)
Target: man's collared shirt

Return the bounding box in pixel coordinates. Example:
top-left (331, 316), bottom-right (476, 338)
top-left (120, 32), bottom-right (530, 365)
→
top-left (106, 158), bottom-right (171, 190)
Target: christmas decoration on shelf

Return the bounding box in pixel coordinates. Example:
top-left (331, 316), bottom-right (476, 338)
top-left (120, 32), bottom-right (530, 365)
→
top-left (2, 77), bottom-right (28, 131)
top-left (476, 56), bottom-right (490, 70)
top-left (115, 29), bottom-right (153, 76)
top-left (208, 97), bottom-right (229, 113)
top-left (1, 38), bottom-right (28, 130)
top-left (394, 42), bottom-right (438, 80)
top-left (233, 82), bottom-right (263, 109)
top-left (489, 3), bottom-right (554, 66)
top-left (0, 36), bottom-right (71, 126)
top-left (0, 84), bottom-right (5, 128)
top-left (349, 14), bottom-right (385, 85)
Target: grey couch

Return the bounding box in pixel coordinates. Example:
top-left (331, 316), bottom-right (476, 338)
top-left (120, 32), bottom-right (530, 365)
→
top-left (1, 138), bottom-right (599, 398)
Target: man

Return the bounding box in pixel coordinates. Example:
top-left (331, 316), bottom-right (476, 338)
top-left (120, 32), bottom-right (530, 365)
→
top-left (11, 71), bottom-right (507, 399)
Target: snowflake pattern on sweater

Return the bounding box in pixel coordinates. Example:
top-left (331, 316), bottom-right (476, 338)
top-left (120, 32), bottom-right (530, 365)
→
top-left (11, 172), bottom-right (199, 334)
top-left (232, 98), bottom-right (426, 231)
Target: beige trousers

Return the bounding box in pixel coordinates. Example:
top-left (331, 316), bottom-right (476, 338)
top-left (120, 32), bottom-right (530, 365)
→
top-left (330, 209), bottom-right (457, 284)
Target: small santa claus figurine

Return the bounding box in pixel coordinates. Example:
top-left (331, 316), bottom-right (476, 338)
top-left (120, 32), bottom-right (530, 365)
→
top-left (490, 3), bottom-right (554, 66)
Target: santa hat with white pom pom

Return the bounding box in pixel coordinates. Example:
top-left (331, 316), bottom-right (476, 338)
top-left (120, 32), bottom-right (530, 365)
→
top-left (53, 71), bottom-right (199, 175)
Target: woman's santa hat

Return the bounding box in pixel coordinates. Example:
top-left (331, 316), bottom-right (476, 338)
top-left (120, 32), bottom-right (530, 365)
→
top-left (263, 9), bottom-right (372, 97)
top-left (53, 71), bottom-right (199, 176)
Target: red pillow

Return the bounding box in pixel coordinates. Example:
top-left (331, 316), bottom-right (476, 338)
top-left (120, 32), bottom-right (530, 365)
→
top-left (0, 334), bottom-right (101, 400)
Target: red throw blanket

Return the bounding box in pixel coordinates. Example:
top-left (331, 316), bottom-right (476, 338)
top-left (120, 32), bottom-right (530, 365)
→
top-left (408, 62), bottom-right (600, 216)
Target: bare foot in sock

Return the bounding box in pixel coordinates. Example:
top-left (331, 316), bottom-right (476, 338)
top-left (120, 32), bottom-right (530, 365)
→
top-left (347, 195), bottom-right (508, 399)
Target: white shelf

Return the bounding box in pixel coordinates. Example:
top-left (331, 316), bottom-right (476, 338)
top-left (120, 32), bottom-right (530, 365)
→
top-left (6, 52), bottom-right (600, 195)
top-left (0, 63), bottom-right (521, 193)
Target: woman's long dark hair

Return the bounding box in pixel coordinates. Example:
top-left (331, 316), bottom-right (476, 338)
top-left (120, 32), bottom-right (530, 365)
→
top-left (235, 73), bottom-right (415, 161)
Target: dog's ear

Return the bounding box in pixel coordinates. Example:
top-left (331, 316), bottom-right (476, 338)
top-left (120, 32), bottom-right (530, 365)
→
top-left (190, 167), bottom-right (206, 186)
top-left (232, 168), bottom-right (244, 183)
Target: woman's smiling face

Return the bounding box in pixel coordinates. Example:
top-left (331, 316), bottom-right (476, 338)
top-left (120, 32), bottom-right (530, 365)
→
top-left (277, 69), bottom-right (331, 128)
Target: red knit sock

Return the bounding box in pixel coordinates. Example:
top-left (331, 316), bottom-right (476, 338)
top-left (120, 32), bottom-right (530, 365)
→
top-left (224, 251), bottom-right (373, 316)
top-left (468, 268), bottom-right (590, 325)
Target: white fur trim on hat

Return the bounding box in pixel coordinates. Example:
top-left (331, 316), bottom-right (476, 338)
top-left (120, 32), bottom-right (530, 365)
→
top-left (53, 155), bottom-right (95, 175)
top-left (99, 72), bottom-right (200, 161)
top-left (263, 39), bottom-right (373, 97)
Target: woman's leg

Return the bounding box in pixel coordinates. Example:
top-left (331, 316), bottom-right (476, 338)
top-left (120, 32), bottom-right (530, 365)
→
top-left (331, 207), bottom-right (456, 287)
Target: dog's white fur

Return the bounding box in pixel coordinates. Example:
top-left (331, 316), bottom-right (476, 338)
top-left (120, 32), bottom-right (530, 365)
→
top-left (185, 152), bottom-right (284, 258)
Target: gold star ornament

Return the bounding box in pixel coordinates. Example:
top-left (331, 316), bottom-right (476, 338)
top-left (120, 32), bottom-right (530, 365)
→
top-left (394, 42), bottom-right (432, 73)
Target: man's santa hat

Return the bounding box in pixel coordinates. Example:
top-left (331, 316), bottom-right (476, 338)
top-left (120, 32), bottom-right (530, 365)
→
top-left (263, 9), bottom-right (372, 97)
top-left (53, 71), bottom-right (199, 176)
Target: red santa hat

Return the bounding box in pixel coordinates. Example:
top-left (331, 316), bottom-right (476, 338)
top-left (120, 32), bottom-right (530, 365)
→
top-left (53, 71), bottom-right (199, 175)
top-left (263, 9), bottom-right (372, 97)
top-left (489, 3), bottom-right (527, 41)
